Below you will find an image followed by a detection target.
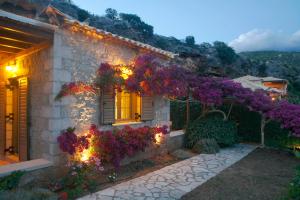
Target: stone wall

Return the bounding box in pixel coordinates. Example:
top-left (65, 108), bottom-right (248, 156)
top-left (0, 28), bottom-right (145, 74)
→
top-left (49, 28), bottom-right (171, 164)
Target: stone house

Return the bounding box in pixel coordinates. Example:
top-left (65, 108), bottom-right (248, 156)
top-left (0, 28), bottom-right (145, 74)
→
top-left (234, 75), bottom-right (288, 100)
top-left (0, 5), bottom-right (177, 175)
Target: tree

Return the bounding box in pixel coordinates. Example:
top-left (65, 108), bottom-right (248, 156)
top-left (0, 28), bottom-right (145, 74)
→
top-left (213, 41), bottom-right (237, 65)
top-left (185, 36), bottom-right (195, 46)
top-left (105, 8), bottom-right (118, 20)
top-left (119, 13), bottom-right (153, 37)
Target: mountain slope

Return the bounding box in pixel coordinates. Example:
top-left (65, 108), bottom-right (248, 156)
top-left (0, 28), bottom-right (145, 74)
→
top-left (1, 0), bottom-right (299, 102)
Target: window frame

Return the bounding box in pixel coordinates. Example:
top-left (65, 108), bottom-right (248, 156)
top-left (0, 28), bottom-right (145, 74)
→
top-left (114, 89), bottom-right (141, 123)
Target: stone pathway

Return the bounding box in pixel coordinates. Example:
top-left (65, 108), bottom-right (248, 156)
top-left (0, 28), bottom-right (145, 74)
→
top-left (79, 144), bottom-right (256, 200)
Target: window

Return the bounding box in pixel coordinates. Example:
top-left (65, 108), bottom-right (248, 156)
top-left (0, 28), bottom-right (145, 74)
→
top-left (115, 90), bottom-right (141, 122)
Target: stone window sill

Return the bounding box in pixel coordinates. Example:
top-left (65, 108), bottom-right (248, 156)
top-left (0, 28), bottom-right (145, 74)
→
top-left (112, 121), bottom-right (143, 127)
top-left (0, 159), bottom-right (53, 177)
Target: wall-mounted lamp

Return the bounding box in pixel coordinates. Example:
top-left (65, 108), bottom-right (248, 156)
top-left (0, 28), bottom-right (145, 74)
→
top-left (5, 61), bottom-right (18, 77)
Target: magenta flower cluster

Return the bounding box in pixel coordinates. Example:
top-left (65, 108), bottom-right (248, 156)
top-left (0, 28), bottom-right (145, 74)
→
top-left (57, 125), bottom-right (169, 169)
top-left (56, 54), bottom-right (300, 138)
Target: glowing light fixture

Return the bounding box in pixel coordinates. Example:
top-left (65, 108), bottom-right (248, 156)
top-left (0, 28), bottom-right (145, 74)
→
top-left (5, 65), bottom-right (18, 77)
top-left (80, 148), bottom-right (92, 162)
top-left (120, 66), bottom-right (133, 80)
top-left (5, 65), bottom-right (17, 73)
top-left (155, 133), bottom-right (162, 144)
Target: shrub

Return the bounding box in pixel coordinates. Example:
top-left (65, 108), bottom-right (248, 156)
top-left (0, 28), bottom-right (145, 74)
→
top-left (185, 36), bottom-right (195, 46)
top-left (0, 171), bottom-right (25, 191)
top-left (229, 104), bottom-right (300, 149)
top-left (192, 138), bottom-right (220, 154)
top-left (285, 166), bottom-right (300, 200)
top-left (170, 100), bottom-right (201, 130)
top-left (185, 114), bottom-right (237, 148)
top-left (105, 8), bottom-right (118, 20)
top-left (213, 41), bottom-right (237, 65)
top-left (0, 188), bottom-right (57, 200)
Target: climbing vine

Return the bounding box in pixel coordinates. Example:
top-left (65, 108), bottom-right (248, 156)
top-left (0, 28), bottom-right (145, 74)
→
top-left (56, 54), bottom-right (300, 137)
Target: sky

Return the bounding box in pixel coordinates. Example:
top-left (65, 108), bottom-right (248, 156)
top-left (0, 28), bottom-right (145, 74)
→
top-left (72, 0), bottom-right (300, 52)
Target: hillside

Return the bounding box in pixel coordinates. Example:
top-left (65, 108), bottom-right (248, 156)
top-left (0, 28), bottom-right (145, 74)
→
top-left (1, 0), bottom-right (299, 101)
top-left (240, 51), bottom-right (300, 81)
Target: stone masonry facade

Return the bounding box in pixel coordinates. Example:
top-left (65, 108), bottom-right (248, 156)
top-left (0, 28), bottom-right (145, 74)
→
top-left (0, 26), bottom-right (171, 165)
top-left (46, 27), bottom-right (171, 164)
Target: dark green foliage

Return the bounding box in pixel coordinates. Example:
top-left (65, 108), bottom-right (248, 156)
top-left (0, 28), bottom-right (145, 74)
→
top-left (51, 0), bottom-right (89, 22)
top-left (185, 36), bottom-right (195, 46)
top-left (228, 104), bottom-right (300, 149)
top-left (285, 166), bottom-right (300, 200)
top-left (229, 105), bottom-right (262, 142)
top-left (170, 101), bottom-right (201, 130)
top-left (0, 188), bottom-right (57, 200)
top-left (185, 115), bottom-right (238, 148)
top-left (192, 138), bottom-right (220, 154)
top-left (119, 13), bottom-right (153, 37)
top-left (105, 8), bottom-right (118, 20)
top-left (0, 171), bottom-right (25, 191)
top-left (213, 41), bottom-right (237, 65)
top-left (77, 8), bottom-right (90, 22)
top-left (257, 63), bottom-right (267, 77)
top-left (265, 121), bottom-right (292, 149)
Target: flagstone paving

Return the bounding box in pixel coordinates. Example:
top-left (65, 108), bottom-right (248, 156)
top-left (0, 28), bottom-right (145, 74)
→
top-left (79, 144), bottom-right (256, 200)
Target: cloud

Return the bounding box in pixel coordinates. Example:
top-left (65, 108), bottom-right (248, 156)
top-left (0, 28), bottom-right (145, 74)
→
top-left (229, 29), bottom-right (300, 52)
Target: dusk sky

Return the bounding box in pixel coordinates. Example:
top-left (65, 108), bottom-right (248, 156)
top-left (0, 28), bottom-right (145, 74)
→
top-left (72, 0), bottom-right (300, 52)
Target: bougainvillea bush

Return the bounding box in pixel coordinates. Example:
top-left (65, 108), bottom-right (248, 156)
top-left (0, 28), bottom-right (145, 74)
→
top-left (57, 125), bottom-right (168, 169)
top-left (56, 54), bottom-right (300, 138)
top-left (55, 82), bottom-right (97, 100)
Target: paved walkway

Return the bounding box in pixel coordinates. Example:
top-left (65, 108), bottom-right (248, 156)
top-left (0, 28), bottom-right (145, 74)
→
top-left (79, 144), bottom-right (256, 200)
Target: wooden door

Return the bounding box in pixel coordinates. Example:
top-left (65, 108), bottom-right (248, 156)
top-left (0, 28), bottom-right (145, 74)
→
top-left (0, 81), bottom-right (6, 159)
top-left (18, 77), bottom-right (29, 161)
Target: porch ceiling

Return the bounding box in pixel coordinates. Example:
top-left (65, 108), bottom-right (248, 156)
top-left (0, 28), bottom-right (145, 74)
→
top-left (0, 17), bottom-right (53, 57)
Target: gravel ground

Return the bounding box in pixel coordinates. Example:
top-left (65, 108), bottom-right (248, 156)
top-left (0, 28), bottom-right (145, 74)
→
top-left (181, 148), bottom-right (300, 200)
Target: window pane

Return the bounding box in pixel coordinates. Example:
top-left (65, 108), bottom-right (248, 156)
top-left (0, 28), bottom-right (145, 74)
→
top-left (115, 90), bottom-right (141, 122)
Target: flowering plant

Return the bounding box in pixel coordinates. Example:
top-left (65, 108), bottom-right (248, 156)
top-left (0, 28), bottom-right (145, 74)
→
top-left (57, 127), bottom-right (89, 155)
top-left (55, 82), bottom-right (97, 100)
top-left (56, 54), bottom-right (300, 138)
top-left (57, 125), bottom-right (168, 169)
top-left (95, 63), bottom-right (125, 92)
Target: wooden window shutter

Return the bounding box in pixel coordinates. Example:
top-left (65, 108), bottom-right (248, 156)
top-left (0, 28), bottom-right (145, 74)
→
top-left (100, 89), bottom-right (115, 125)
top-left (141, 95), bottom-right (154, 121)
top-left (18, 77), bottom-right (29, 161)
top-left (0, 82), bottom-right (6, 158)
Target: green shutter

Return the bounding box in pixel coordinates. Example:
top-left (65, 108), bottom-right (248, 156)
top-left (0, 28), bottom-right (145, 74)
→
top-left (141, 95), bottom-right (154, 121)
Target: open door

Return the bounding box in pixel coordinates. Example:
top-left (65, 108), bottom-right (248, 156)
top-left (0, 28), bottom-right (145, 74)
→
top-left (0, 77), bottom-right (29, 163)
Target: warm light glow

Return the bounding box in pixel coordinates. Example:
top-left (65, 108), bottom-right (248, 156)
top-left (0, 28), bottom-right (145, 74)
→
top-left (6, 65), bottom-right (17, 73)
top-left (294, 145), bottom-right (300, 150)
top-left (5, 65), bottom-right (18, 77)
top-left (155, 133), bottom-right (163, 144)
top-left (120, 66), bottom-right (133, 80)
top-left (271, 97), bottom-right (276, 101)
top-left (80, 148), bottom-right (92, 162)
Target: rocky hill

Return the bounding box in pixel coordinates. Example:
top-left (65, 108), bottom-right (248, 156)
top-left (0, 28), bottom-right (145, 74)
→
top-left (1, 0), bottom-right (299, 101)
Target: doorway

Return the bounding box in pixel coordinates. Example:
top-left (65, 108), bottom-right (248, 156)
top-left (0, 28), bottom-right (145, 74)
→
top-left (0, 77), bottom-right (28, 165)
